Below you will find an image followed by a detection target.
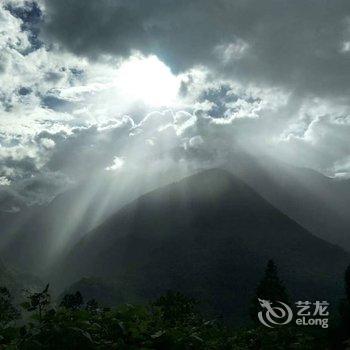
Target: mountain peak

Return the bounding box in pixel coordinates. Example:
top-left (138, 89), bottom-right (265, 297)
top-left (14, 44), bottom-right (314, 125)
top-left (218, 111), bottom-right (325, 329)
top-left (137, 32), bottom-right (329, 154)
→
top-left (56, 168), bottom-right (349, 323)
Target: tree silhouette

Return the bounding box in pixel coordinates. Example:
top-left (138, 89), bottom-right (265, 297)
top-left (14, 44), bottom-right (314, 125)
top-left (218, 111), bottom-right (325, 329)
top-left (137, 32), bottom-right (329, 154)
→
top-left (152, 290), bottom-right (199, 326)
top-left (60, 291), bottom-right (84, 310)
top-left (22, 284), bottom-right (51, 321)
top-left (345, 264), bottom-right (350, 303)
top-left (334, 263), bottom-right (350, 348)
top-left (250, 259), bottom-right (289, 322)
top-left (0, 287), bottom-right (19, 327)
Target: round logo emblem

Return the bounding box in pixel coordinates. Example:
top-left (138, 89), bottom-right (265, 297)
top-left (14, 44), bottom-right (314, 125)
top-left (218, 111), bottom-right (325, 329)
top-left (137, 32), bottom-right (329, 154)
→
top-left (258, 298), bottom-right (293, 328)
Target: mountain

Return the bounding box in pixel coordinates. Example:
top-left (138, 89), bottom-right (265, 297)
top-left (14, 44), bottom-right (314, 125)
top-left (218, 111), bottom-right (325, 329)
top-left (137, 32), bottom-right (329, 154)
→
top-left (1, 152), bottom-right (349, 278)
top-left (55, 169), bottom-right (350, 321)
top-left (226, 153), bottom-right (350, 250)
top-left (0, 169), bottom-right (187, 275)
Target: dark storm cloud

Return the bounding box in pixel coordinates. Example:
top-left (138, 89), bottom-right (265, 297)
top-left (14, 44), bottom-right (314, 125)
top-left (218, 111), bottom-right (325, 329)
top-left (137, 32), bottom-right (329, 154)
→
top-left (43, 0), bottom-right (350, 97)
top-left (6, 1), bottom-right (43, 52)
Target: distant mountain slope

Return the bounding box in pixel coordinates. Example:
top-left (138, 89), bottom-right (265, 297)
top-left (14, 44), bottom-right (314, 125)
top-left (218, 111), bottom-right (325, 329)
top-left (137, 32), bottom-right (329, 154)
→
top-left (0, 170), bottom-right (186, 275)
top-left (0, 179), bottom-right (131, 275)
top-left (56, 169), bottom-right (350, 321)
top-left (226, 153), bottom-right (350, 250)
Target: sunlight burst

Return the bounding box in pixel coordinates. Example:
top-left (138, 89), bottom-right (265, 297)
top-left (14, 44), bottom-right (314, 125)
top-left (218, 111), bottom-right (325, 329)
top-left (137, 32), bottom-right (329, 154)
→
top-left (114, 55), bottom-right (180, 107)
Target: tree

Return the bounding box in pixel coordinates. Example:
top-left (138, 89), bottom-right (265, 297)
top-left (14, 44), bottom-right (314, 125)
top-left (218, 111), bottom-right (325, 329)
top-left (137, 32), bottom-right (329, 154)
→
top-left (85, 298), bottom-right (98, 312)
top-left (60, 291), bottom-right (84, 310)
top-left (22, 284), bottom-right (51, 321)
top-left (345, 264), bottom-right (350, 303)
top-left (250, 259), bottom-right (289, 322)
top-left (333, 263), bottom-right (350, 349)
top-left (0, 287), bottom-right (19, 327)
top-left (152, 290), bottom-right (199, 326)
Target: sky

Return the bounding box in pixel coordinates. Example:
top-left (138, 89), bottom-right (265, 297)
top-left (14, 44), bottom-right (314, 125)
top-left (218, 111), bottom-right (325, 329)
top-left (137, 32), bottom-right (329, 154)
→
top-left (1, 0), bottom-right (350, 210)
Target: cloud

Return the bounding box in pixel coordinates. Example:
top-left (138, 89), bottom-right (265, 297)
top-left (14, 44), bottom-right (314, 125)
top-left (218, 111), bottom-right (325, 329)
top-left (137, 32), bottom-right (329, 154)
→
top-left (277, 110), bottom-right (350, 175)
top-left (105, 156), bottom-right (124, 171)
top-left (0, 176), bottom-right (11, 186)
top-left (42, 0), bottom-right (350, 99)
top-left (2, 0), bottom-right (350, 209)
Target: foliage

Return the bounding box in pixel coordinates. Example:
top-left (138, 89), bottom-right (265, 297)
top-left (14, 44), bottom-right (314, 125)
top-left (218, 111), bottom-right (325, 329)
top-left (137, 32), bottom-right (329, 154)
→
top-left (0, 287), bottom-right (330, 349)
top-left (60, 291), bottom-right (84, 310)
top-left (331, 263), bottom-right (350, 349)
top-left (0, 286), bottom-right (20, 347)
top-left (250, 259), bottom-right (289, 323)
top-left (0, 287), bottom-right (19, 327)
top-left (345, 265), bottom-right (350, 304)
top-left (0, 260), bottom-right (348, 349)
top-left (21, 284), bottom-right (51, 321)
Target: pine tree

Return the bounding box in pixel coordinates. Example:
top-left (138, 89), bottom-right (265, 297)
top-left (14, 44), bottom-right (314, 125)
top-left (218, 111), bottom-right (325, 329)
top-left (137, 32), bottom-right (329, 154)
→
top-left (250, 259), bottom-right (289, 322)
top-left (345, 264), bottom-right (350, 303)
top-left (335, 263), bottom-right (350, 348)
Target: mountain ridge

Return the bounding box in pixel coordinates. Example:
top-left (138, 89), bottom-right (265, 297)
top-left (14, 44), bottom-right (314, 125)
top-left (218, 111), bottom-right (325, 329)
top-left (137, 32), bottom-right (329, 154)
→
top-left (54, 168), bottom-right (350, 321)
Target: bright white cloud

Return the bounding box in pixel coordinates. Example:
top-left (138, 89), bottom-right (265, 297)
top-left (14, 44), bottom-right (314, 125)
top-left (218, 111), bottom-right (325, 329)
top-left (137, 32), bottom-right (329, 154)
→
top-left (0, 176), bottom-right (11, 186)
top-left (105, 156), bottom-right (125, 171)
